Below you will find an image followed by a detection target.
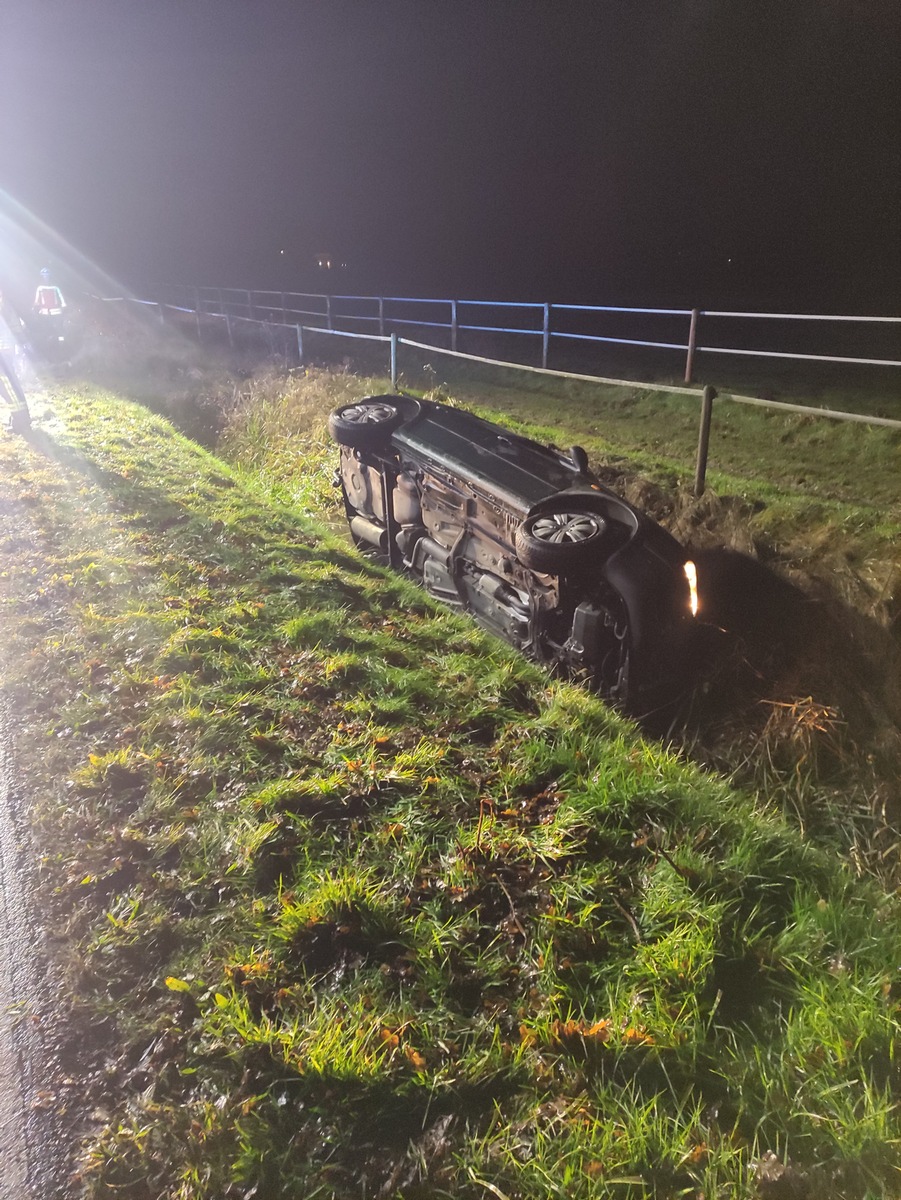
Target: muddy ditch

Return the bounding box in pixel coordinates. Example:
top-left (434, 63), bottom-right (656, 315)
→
top-left (605, 469), bottom-right (901, 835)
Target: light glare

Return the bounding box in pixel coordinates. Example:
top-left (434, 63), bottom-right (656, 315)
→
top-left (684, 560), bottom-right (699, 616)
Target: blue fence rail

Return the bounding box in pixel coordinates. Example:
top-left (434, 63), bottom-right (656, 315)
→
top-left (160, 285), bottom-right (901, 383)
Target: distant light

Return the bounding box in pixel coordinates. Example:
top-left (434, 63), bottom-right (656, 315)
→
top-left (279, 249), bottom-right (285, 255)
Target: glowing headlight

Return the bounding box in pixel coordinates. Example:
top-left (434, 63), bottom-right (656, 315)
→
top-left (684, 560), bottom-right (699, 617)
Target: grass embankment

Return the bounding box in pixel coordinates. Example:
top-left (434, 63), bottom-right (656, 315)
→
top-left (1, 382), bottom-right (900, 1198)
top-left (215, 362), bottom-right (901, 847)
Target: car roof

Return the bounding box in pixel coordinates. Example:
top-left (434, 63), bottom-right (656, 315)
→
top-left (393, 402), bottom-right (589, 510)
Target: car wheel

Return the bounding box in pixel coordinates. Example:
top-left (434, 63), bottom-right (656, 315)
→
top-left (328, 398), bottom-right (402, 448)
top-left (515, 508), bottom-right (606, 572)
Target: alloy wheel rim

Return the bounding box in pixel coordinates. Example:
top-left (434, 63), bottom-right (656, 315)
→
top-left (341, 403), bottom-right (396, 425)
top-left (531, 512), bottom-right (601, 544)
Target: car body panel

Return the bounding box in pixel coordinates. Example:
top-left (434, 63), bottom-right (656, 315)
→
top-left (394, 407), bottom-right (583, 513)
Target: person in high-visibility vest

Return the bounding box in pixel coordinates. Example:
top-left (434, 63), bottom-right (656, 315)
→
top-left (33, 267), bottom-right (66, 316)
top-left (30, 267), bottom-right (71, 362)
top-left (0, 288), bottom-right (23, 344)
top-left (0, 287), bottom-right (28, 371)
top-left (0, 348), bottom-right (30, 432)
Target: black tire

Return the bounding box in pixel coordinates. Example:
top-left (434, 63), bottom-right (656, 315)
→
top-left (328, 397), bottom-right (402, 448)
top-left (515, 507), bottom-right (606, 573)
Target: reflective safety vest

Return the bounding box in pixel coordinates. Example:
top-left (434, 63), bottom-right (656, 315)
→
top-left (34, 285), bottom-right (66, 316)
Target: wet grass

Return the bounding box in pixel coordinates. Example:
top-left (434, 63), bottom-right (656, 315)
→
top-left (1, 377), bottom-right (900, 1198)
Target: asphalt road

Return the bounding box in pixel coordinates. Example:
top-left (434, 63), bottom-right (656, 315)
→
top-left (0, 703), bottom-right (72, 1198)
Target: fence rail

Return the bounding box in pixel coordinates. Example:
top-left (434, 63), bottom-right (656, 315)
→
top-left (96, 290), bottom-right (901, 499)
top-left (160, 285), bottom-right (901, 383)
top-left (101, 290), bottom-right (901, 433)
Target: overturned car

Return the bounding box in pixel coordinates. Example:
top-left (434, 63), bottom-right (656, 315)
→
top-left (329, 395), bottom-right (701, 717)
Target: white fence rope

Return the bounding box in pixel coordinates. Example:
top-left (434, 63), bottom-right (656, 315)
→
top-left (395, 337), bottom-right (901, 430)
top-left (302, 326), bottom-right (390, 343)
top-left (397, 336), bottom-right (706, 396)
top-left (722, 391), bottom-right (901, 429)
top-left (701, 345), bottom-right (901, 369)
top-left (704, 310), bottom-right (901, 323)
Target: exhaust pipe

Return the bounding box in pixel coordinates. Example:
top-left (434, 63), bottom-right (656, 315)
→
top-left (349, 514), bottom-right (388, 551)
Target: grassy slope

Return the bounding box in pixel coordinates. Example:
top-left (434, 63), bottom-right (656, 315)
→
top-left (1, 385), bottom-right (900, 1198)
top-left (214, 363), bottom-right (901, 838)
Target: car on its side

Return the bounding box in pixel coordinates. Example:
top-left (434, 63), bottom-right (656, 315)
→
top-left (328, 394), bottom-right (702, 717)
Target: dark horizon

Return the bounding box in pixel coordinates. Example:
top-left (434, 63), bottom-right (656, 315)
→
top-left (2, 0), bottom-right (899, 316)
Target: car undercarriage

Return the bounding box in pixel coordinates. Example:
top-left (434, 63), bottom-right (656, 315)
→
top-left (330, 395), bottom-right (700, 716)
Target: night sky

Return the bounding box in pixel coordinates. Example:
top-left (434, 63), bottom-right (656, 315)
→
top-left (2, 0), bottom-right (899, 311)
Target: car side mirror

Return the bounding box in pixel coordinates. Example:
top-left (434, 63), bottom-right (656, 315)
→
top-left (570, 446), bottom-right (589, 473)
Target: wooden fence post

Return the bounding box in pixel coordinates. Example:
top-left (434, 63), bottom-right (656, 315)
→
top-left (390, 332), bottom-right (398, 389)
top-left (378, 297), bottom-right (385, 338)
top-left (694, 385), bottom-right (716, 497)
top-left (451, 300), bottom-right (458, 352)
top-left (326, 295), bottom-right (333, 331)
top-left (296, 325), bottom-right (304, 365)
top-left (542, 303), bottom-right (550, 369)
top-left (684, 308), bottom-right (699, 383)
